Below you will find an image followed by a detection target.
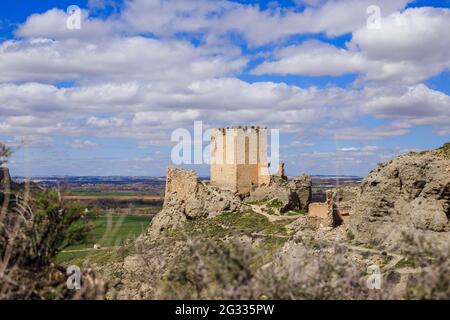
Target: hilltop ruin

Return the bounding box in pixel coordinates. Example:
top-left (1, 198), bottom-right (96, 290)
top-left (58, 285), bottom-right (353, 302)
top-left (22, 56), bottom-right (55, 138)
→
top-left (149, 126), bottom-right (324, 236)
top-left (150, 127), bottom-right (450, 245)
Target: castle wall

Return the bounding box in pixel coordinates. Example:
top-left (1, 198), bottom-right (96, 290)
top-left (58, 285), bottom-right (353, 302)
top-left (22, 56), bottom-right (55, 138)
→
top-left (210, 163), bottom-right (238, 191)
top-left (308, 202), bottom-right (328, 219)
top-left (236, 164), bottom-right (259, 193)
top-left (210, 126), bottom-right (269, 193)
top-left (308, 187), bottom-right (358, 225)
top-left (258, 163), bottom-right (270, 186)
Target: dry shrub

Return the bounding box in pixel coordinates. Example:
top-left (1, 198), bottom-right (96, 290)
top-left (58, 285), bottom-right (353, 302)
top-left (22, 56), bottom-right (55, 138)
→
top-left (154, 235), bottom-right (379, 300)
top-left (257, 244), bottom-right (365, 299)
top-left (399, 232), bottom-right (450, 299)
top-left (0, 190), bottom-right (108, 299)
top-left (156, 237), bottom-right (259, 299)
top-left (151, 230), bottom-right (450, 300)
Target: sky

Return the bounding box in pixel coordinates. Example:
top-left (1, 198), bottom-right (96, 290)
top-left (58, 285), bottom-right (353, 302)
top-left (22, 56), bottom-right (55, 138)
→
top-left (1, 0), bottom-right (450, 177)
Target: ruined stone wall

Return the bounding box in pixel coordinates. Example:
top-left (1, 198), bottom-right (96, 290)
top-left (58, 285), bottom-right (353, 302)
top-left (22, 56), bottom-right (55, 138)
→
top-left (308, 203), bottom-right (328, 219)
top-left (333, 186), bottom-right (359, 218)
top-left (307, 186), bottom-right (358, 226)
top-left (164, 166), bottom-right (198, 206)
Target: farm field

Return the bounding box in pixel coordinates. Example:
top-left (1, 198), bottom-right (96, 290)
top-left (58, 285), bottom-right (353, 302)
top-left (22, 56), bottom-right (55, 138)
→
top-left (66, 190), bottom-right (163, 198)
top-left (57, 215), bottom-right (152, 263)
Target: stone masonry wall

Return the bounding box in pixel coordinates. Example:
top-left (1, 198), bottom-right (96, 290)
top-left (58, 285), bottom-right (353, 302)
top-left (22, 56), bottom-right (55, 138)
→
top-left (210, 126), bottom-right (269, 193)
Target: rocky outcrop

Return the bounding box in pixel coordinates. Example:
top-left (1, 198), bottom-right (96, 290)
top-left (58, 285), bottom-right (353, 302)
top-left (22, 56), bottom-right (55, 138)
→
top-left (290, 175), bottom-right (312, 211)
top-left (246, 174), bottom-right (312, 213)
top-left (350, 149), bottom-right (450, 247)
top-left (276, 163), bottom-right (287, 180)
top-left (148, 167), bottom-right (243, 237)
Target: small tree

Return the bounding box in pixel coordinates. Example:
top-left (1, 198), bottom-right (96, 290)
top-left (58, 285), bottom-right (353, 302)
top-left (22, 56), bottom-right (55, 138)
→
top-left (23, 191), bottom-right (93, 267)
top-left (0, 190), bottom-right (100, 299)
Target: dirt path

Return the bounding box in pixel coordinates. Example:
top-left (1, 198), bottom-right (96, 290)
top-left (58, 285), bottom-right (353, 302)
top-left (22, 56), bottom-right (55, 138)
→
top-left (250, 204), bottom-right (299, 222)
top-left (252, 232), bottom-right (291, 239)
top-left (62, 246), bottom-right (120, 253)
top-left (343, 243), bottom-right (404, 269)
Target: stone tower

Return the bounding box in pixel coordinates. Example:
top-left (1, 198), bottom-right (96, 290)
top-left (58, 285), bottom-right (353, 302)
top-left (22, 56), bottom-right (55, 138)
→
top-left (210, 126), bottom-right (270, 193)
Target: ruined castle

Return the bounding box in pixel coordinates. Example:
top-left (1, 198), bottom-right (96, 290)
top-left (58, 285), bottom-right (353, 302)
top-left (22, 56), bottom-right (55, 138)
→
top-left (210, 126), bottom-right (271, 193)
top-left (151, 124), bottom-right (366, 238)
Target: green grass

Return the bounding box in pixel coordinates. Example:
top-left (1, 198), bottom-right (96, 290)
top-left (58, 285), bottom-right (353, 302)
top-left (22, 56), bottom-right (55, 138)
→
top-left (246, 198), bottom-right (284, 209)
top-left (57, 215), bottom-right (152, 263)
top-left (286, 209), bottom-right (307, 216)
top-left (267, 199), bottom-right (283, 208)
top-left (395, 257), bottom-right (418, 269)
top-left (167, 210), bottom-right (292, 244)
top-left (90, 215), bottom-right (151, 246)
top-left (245, 199), bottom-right (269, 205)
top-left (56, 250), bottom-right (93, 262)
top-left (216, 211), bottom-right (289, 235)
top-left (161, 211), bottom-right (295, 288)
top-left (437, 142), bottom-right (450, 158)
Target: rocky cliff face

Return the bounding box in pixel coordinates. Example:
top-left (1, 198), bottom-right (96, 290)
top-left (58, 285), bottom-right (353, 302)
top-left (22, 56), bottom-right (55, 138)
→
top-left (350, 149), bottom-right (450, 247)
top-left (245, 175), bottom-right (312, 213)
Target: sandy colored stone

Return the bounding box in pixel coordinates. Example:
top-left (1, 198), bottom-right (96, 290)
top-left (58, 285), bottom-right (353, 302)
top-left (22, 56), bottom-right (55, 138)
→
top-left (246, 175), bottom-right (312, 213)
top-left (308, 203), bottom-right (328, 219)
top-left (148, 167), bottom-right (243, 237)
top-left (210, 126), bottom-right (270, 194)
top-left (350, 150), bottom-right (450, 248)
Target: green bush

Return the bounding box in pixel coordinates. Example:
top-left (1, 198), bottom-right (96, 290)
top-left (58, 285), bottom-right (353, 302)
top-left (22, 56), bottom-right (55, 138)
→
top-left (437, 142), bottom-right (450, 158)
top-left (25, 191), bottom-right (93, 267)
